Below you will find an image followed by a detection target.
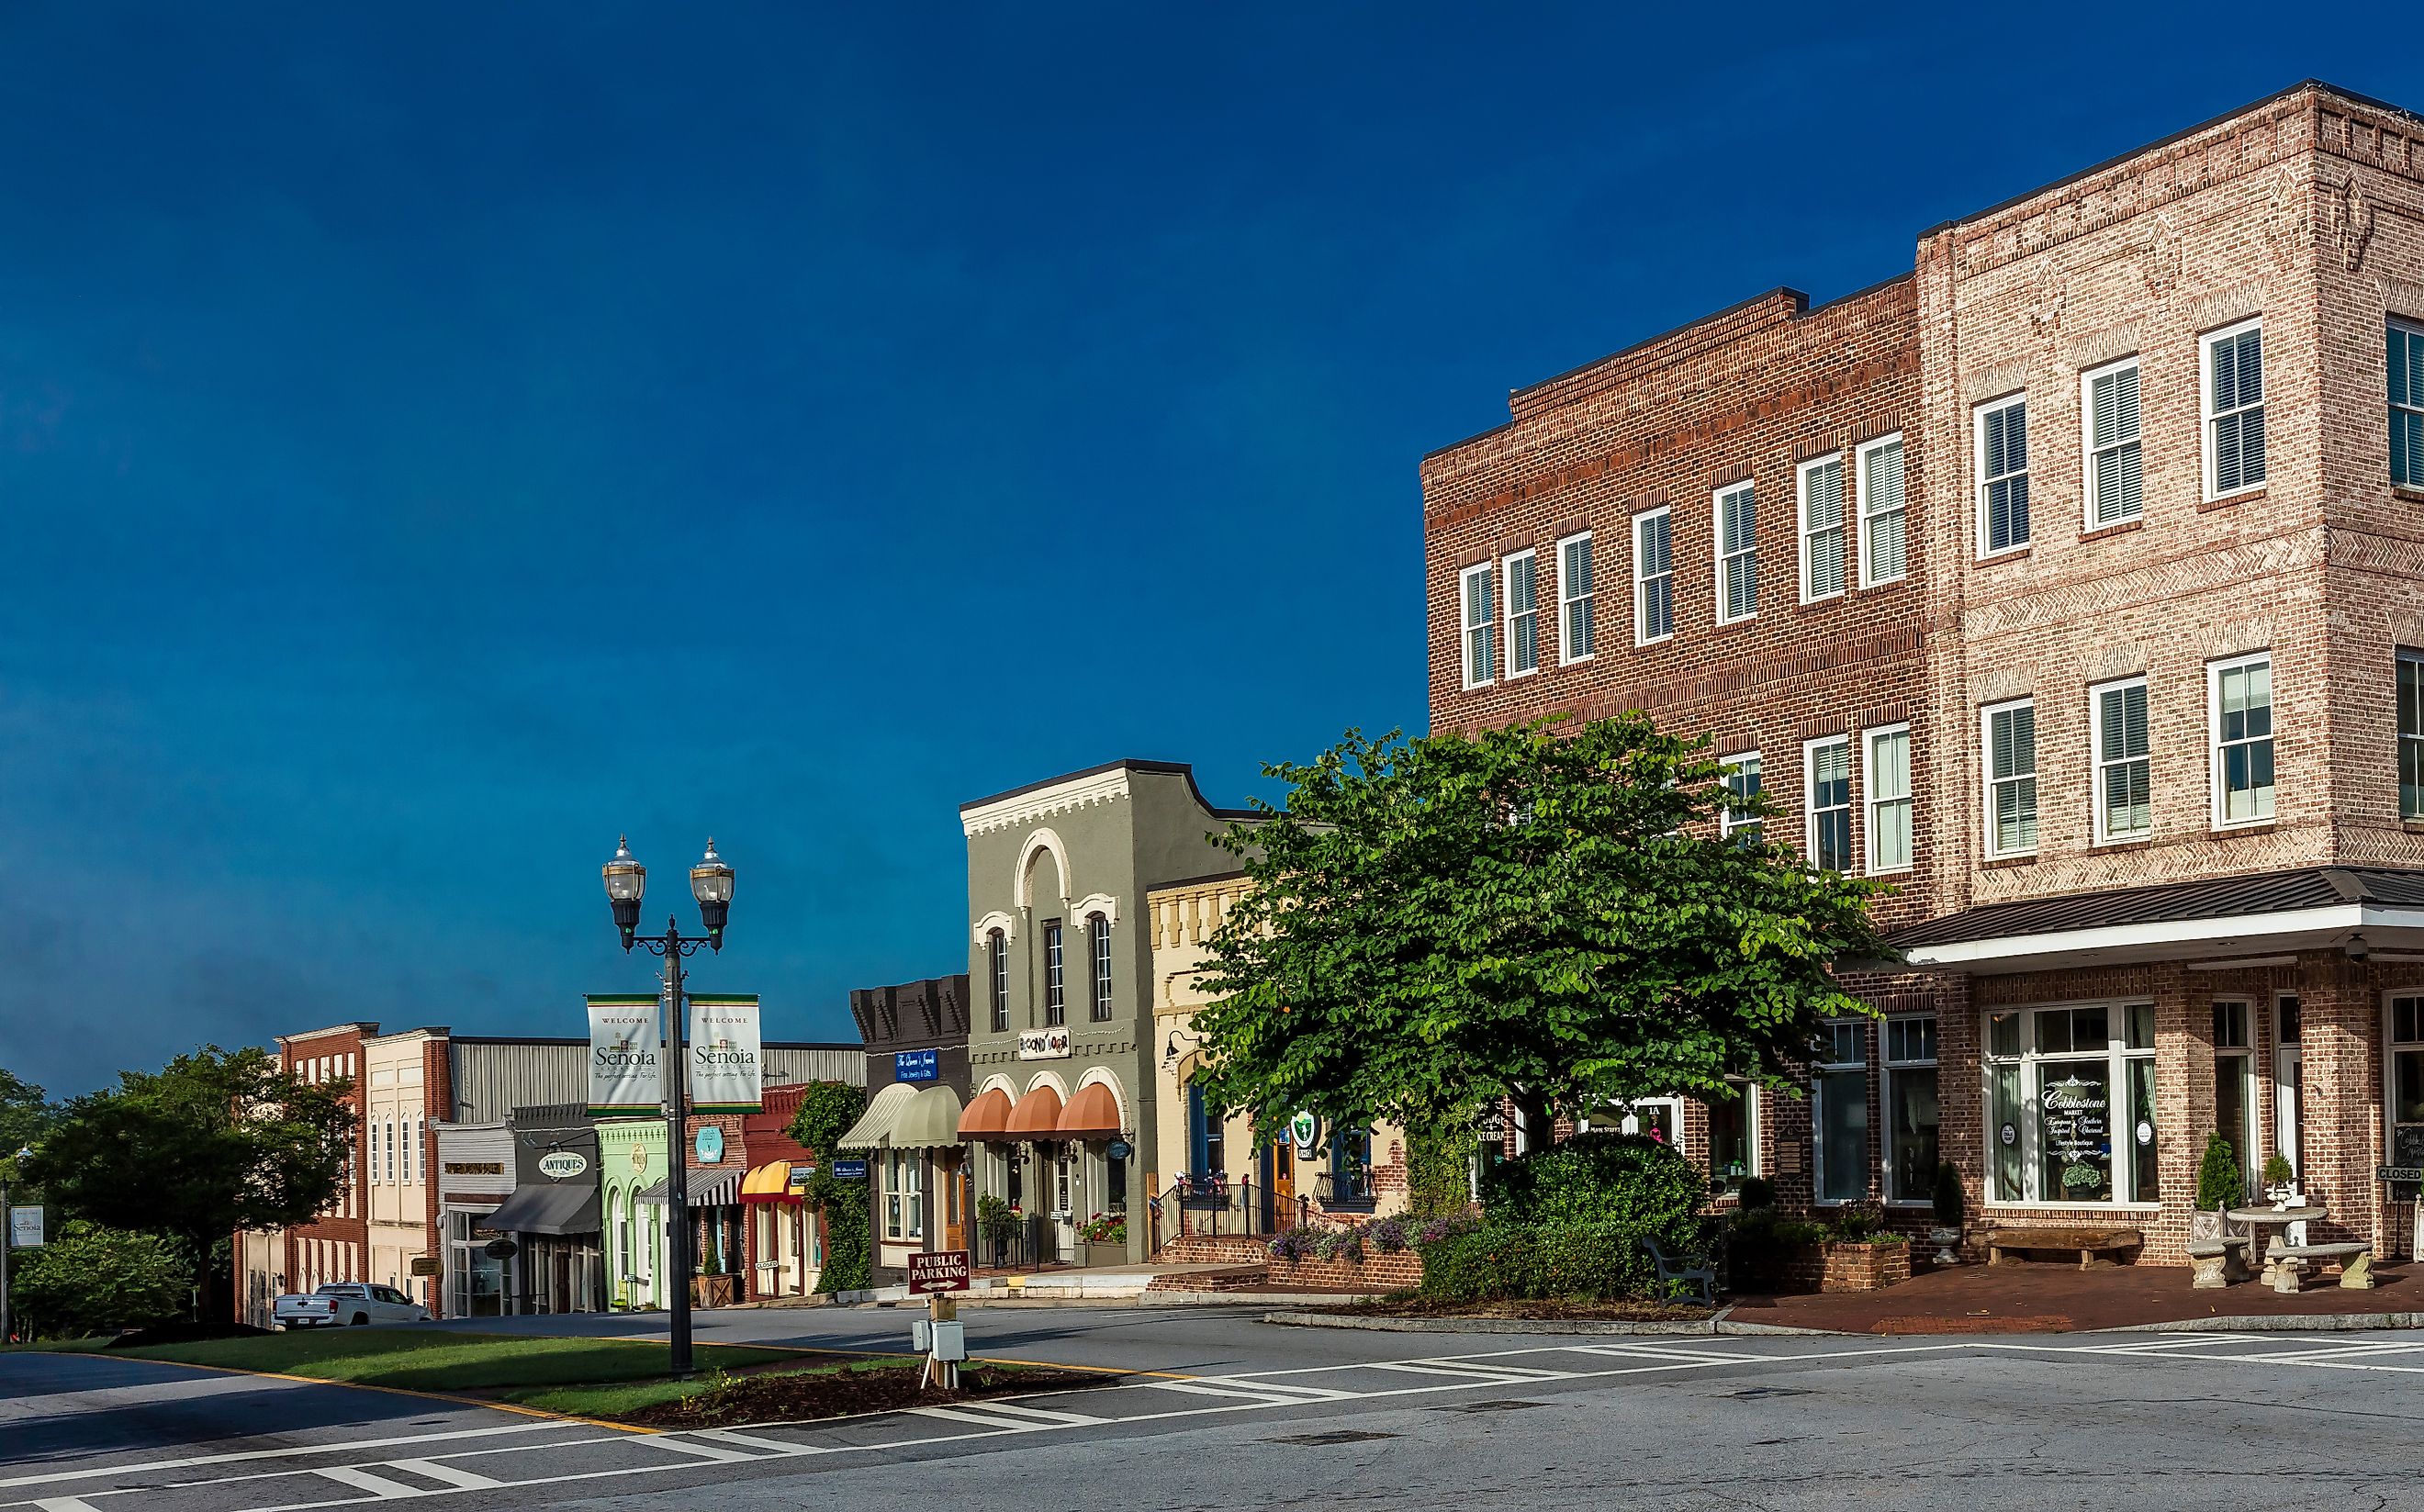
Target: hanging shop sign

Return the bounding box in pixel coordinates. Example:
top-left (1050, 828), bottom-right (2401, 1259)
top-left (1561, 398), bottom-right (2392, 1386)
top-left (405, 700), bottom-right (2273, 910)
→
top-left (539, 1150), bottom-right (590, 1181)
top-left (1016, 1027), bottom-right (1072, 1061)
top-left (833, 1158), bottom-right (869, 1181)
top-left (695, 1126), bottom-right (725, 1164)
top-left (688, 996), bottom-right (763, 1113)
top-left (410, 1257), bottom-right (441, 1277)
top-left (894, 1047), bottom-right (940, 1083)
top-left (483, 1238), bottom-right (519, 1260)
top-left (1290, 1111), bottom-right (1321, 1157)
top-left (586, 994), bottom-right (662, 1119)
top-left (1106, 1139), bottom-right (1133, 1161)
top-left (789, 1164), bottom-right (817, 1189)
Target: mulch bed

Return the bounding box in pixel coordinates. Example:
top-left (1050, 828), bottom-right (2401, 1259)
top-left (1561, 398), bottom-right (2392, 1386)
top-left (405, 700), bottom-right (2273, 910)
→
top-left (1315, 1297), bottom-right (1716, 1324)
top-left (617, 1364), bottom-right (1107, 1428)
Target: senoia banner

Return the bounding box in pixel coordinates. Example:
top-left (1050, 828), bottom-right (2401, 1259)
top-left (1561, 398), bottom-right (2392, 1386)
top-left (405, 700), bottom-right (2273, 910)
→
top-left (688, 995), bottom-right (763, 1113)
top-left (585, 994), bottom-right (662, 1118)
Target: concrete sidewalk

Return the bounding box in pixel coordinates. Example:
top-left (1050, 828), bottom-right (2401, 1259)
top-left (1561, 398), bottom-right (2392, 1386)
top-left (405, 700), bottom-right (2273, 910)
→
top-left (1724, 1258), bottom-right (2424, 1334)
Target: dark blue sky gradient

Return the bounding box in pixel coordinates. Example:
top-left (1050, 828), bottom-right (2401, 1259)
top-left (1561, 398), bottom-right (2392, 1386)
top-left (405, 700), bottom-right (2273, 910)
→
top-left (3, 5), bottom-right (2413, 1092)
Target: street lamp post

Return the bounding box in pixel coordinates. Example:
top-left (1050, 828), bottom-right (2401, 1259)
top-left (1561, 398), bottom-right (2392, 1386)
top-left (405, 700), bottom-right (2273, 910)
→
top-left (603, 835), bottom-right (734, 1376)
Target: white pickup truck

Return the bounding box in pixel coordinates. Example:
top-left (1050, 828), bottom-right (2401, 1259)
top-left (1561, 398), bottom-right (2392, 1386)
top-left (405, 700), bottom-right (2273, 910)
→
top-left (272, 1282), bottom-right (432, 1329)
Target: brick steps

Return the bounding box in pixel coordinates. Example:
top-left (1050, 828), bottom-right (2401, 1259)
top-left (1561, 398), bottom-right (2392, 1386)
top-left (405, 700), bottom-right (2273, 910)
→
top-left (1145, 1263), bottom-right (1268, 1293)
top-left (1153, 1234), bottom-right (1278, 1266)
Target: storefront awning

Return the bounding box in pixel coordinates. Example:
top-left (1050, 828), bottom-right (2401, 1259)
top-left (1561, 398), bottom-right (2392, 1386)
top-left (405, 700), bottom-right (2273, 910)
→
top-left (895, 1084), bottom-right (964, 1149)
top-left (636, 1168), bottom-right (743, 1207)
top-left (1004, 1084), bottom-right (1063, 1138)
top-left (958, 1086), bottom-right (1014, 1140)
top-left (740, 1161), bottom-right (801, 1205)
top-left (1057, 1081), bottom-right (1123, 1137)
top-left (835, 1081), bottom-right (919, 1151)
top-left (476, 1183), bottom-right (598, 1237)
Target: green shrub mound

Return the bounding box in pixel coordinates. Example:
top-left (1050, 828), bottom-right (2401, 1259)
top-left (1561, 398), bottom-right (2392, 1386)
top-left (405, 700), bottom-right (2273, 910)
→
top-left (10, 1221), bottom-right (193, 1338)
top-left (2195, 1132), bottom-right (2246, 1212)
top-left (1415, 1133), bottom-right (1711, 1303)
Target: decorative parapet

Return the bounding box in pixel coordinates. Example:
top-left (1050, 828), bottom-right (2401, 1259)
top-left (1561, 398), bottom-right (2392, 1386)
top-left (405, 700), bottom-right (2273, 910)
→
top-left (1148, 875), bottom-right (1253, 950)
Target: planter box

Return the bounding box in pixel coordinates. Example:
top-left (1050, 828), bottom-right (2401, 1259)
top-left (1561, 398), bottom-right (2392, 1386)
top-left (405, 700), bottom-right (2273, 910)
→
top-left (1083, 1240), bottom-right (1129, 1268)
top-left (1734, 1239), bottom-right (1911, 1294)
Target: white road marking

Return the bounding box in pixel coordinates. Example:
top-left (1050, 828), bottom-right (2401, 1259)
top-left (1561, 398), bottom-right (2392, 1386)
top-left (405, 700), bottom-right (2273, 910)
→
top-left (383, 1461), bottom-right (503, 1491)
top-left (623, 1435), bottom-right (765, 1462)
top-left (950, 1400), bottom-right (1105, 1424)
top-left (686, 1428), bottom-right (832, 1456)
top-left (33, 1499), bottom-right (107, 1512)
top-left (313, 1466), bottom-right (428, 1496)
top-left (903, 1405), bottom-right (1037, 1428)
top-left (0, 1422), bottom-right (582, 1491)
top-left (1364, 1361), bottom-right (1574, 1383)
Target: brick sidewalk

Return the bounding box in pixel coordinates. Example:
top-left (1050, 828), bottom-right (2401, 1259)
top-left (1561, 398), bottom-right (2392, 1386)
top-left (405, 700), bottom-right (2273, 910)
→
top-left (1729, 1260), bottom-right (2422, 1334)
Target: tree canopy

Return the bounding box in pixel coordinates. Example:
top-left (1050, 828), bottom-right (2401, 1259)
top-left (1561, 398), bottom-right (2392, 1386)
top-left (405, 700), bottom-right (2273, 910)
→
top-left (0, 1069), bottom-right (61, 1181)
top-left (1186, 717), bottom-right (1896, 1140)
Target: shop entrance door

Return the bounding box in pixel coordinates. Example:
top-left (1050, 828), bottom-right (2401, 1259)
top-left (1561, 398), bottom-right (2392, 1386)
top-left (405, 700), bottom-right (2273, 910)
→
top-left (1051, 1147), bottom-right (1079, 1262)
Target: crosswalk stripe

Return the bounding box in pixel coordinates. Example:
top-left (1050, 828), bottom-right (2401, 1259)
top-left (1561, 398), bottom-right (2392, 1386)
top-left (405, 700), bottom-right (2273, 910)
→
top-left (904, 1405), bottom-right (1040, 1428)
top-left (33, 1498), bottom-right (107, 1512)
top-left (314, 1465), bottom-right (430, 1496)
top-left (1133, 1379), bottom-right (1325, 1404)
top-left (626, 1435), bottom-right (763, 1462)
top-left (689, 1428), bottom-right (832, 1455)
top-left (387, 1459), bottom-right (504, 1490)
top-left (1364, 1361), bottom-right (1571, 1383)
top-left (957, 1400), bottom-right (1105, 1424)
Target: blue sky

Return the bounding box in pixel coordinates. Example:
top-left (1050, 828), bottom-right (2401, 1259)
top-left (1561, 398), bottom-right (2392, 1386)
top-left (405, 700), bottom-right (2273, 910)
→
top-left (2, 4), bottom-right (2414, 1095)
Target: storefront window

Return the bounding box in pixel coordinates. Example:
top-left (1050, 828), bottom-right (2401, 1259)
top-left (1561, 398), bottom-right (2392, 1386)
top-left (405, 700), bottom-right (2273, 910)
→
top-left (1814, 1020), bottom-right (1868, 1204)
top-left (1708, 1082), bottom-right (1756, 1193)
top-left (1981, 1002), bottom-right (2155, 1204)
top-left (1884, 1015), bottom-right (1938, 1204)
top-left (2391, 998), bottom-right (2424, 1167)
top-left (882, 1151), bottom-right (924, 1241)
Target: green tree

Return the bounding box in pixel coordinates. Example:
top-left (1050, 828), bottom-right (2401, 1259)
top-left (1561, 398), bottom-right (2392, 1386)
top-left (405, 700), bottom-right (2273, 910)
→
top-left (8, 1221), bottom-right (194, 1338)
top-left (1189, 717), bottom-right (1895, 1143)
top-left (20, 1047), bottom-right (354, 1318)
top-left (0, 1069), bottom-right (62, 1188)
top-left (2195, 1132), bottom-right (2246, 1212)
top-left (785, 1081), bottom-right (871, 1294)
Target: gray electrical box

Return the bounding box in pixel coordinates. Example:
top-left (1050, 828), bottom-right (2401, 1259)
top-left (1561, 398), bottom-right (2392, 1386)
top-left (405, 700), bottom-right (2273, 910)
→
top-left (927, 1320), bottom-right (967, 1361)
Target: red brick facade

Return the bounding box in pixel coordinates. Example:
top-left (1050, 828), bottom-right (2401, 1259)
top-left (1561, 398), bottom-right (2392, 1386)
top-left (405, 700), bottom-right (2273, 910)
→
top-left (1424, 83), bottom-right (2424, 1265)
top-left (275, 1023), bottom-right (370, 1293)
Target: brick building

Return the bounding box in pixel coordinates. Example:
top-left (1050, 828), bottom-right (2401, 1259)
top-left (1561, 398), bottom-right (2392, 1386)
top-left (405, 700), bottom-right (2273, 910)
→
top-left (1422, 81), bottom-right (2424, 1263)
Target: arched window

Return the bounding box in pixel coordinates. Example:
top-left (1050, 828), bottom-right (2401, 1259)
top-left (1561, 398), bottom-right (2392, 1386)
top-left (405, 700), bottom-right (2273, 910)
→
top-left (1088, 914), bottom-right (1113, 1022)
top-left (988, 929), bottom-right (1009, 1033)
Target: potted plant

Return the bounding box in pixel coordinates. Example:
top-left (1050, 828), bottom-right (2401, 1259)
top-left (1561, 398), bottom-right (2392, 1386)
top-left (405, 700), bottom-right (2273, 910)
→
top-left (2261, 1153), bottom-right (2296, 1208)
top-left (2196, 1133), bottom-right (2246, 1215)
top-left (977, 1193), bottom-right (1018, 1269)
top-left (1928, 1160), bottom-right (1965, 1265)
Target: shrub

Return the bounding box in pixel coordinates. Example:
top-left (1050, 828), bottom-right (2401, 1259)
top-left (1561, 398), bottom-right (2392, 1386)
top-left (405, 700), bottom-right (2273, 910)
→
top-left (2196, 1132), bottom-right (2246, 1212)
top-left (1481, 1131), bottom-right (1710, 1248)
top-left (1367, 1216), bottom-right (1410, 1254)
top-left (1268, 1225), bottom-right (1318, 1261)
top-left (1406, 1116), bottom-right (1480, 1222)
top-left (1416, 1214), bottom-right (1481, 1246)
top-left (804, 1170), bottom-right (870, 1294)
top-left (1734, 1175), bottom-right (1777, 1211)
top-left (1414, 1219), bottom-right (1664, 1302)
top-left (1932, 1161), bottom-right (1965, 1228)
top-left (2261, 1153), bottom-right (2295, 1191)
top-left (1316, 1226), bottom-right (1365, 1263)
top-left (10, 1222), bottom-right (192, 1338)
top-left (1826, 1200), bottom-right (1889, 1242)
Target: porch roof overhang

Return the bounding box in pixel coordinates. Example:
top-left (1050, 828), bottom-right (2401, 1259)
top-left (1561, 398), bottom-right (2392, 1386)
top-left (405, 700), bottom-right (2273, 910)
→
top-left (1889, 866), bottom-right (2424, 974)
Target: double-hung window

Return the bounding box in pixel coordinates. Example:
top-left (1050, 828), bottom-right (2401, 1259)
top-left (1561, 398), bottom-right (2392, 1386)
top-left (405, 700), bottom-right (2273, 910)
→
top-left (1857, 434), bottom-right (1906, 587)
top-left (1715, 482), bottom-right (1756, 623)
top-left (1633, 508), bottom-right (1673, 644)
top-left (2091, 677), bottom-right (2150, 843)
top-left (2401, 651), bottom-right (2424, 820)
top-left (1813, 1020), bottom-right (1868, 1204)
top-left (1798, 454), bottom-right (1846, 602)
top-left (1983, 699), bottom-right (2037, 857)
top-left (1984, 1003), bottom-right (2158, 1204)
top-left (2082, 357), bottom-right (2143, 526)
top-left (2204, 319), bottom-right (2266, 498)
top-left (1883, 1016), bottom-right (1938, 1204)
top-left (1804, 735), bottom-right (1852, 872)
top-left (1864, 725), bottom-right (1913, 874)
top-left (2396, 319), bottom-right (2424, 488)
top-left (1977, 395), bottom-right (2030, 555)
top-left (2210, 653), bottom-right (2274, 826)
top-left (1556, 532), bottom-right (1595, 663)
top-left (987, 929), bottom-right (1009, 1032)
top-left (1722, 753), bottom-right (1763, 846)
top-left (1503, 549), bottom-right (1540, 678)
top-left (1043, 919), bottom-right (1066, 1026)
top-left (1460, 564), bottom-right (1496, 688)
top-left (1087, 913), bottom-right (1113, 1022)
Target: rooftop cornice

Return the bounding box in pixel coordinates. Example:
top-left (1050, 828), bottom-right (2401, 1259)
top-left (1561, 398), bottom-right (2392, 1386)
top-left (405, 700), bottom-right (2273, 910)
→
top-left (961, 766), bottom-right (1132, 835)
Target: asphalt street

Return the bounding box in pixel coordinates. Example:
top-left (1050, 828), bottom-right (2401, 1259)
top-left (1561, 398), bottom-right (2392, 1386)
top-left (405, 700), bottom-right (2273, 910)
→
top-left (13, 1309), bottom-right (2424, 1510)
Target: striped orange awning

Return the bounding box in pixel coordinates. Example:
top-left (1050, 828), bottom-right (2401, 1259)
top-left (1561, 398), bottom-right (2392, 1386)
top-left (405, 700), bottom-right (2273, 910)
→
top-left (958, 1086), bottom-right (1015, 1140)
top-left (1056, 1081), bottom-right (1123, 1137)
top-left (1004, 1084), bottom-right (1064, 1138)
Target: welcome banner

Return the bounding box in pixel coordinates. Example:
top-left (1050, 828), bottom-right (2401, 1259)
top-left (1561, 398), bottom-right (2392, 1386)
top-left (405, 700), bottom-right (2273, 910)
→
top-left (586, 995), bottom-right (663, 1118)
top-left (688, 994), bottom-right (762, 1113)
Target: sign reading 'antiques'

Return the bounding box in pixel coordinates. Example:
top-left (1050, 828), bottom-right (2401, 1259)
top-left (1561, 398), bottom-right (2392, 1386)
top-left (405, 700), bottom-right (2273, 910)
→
top-left (1017, 1027), bottom-right (1072, 1060)
top-left (538, 1149), bottom-right (589, 1181)
top-left (895, 1047), bottom-right (940, 1082)
top-left (585, 994), bottom-right (661, 1118)
top-left (907, 1249), bottom-right (971, 1294)
top-left (688, 995), bottom-right (763, 1113)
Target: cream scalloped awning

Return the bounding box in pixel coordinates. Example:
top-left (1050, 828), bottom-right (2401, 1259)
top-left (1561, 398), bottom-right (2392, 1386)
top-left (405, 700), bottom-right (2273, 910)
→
top-left (836, 1081), bottom-right (918, 1151)
top-left (893, 1085), bottom-right (965, 1150)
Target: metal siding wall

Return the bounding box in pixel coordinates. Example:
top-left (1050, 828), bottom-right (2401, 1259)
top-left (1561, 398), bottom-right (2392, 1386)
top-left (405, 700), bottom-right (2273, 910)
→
top-left (766, 1047), bottom-right (864, 1086)
top-left (448, 1043), bottom-right (588, 1123)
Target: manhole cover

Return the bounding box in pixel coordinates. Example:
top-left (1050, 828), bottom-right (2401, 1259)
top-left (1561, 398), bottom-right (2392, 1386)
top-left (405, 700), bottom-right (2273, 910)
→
top-left (1271, 1430), bottom-right (1398, 1446)
top-left (1436, 1399), bottom-right (1544, 1414)
top-left (1727, 1386), bottom-right (1812, 1400)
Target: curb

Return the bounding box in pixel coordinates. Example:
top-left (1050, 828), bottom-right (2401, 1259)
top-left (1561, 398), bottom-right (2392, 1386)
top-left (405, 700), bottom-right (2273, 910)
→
top-left (1258, 1307), bottom-right (1835, 1338)
top-left (2102, 1310), bottom-right (2424, 1333)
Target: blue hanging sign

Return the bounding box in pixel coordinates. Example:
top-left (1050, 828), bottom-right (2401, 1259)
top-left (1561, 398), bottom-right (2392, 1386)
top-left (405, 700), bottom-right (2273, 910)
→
top-left (694, 1126), bottom-right (724, 1164)
top-left (894, 1047), bottom-right (940, 1083)
top-left (833, 1158), bottom-right (869, 1181)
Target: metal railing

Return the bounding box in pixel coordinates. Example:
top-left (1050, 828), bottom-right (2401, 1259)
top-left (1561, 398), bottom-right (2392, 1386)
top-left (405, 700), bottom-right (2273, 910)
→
top-left (1314, 1169), bottom-right (1377, 1212)
top-left (1147, 1176), bottom-right (1311, 1253)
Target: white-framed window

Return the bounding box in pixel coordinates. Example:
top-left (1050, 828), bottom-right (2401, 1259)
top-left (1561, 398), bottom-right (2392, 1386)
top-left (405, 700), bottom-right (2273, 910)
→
top-left (1883, 1014), bottom-right (1938, 1204)
top-left (1044, 918), bottom-right (1067, 1026)
top-left (1504, 549), bottom-right (1540, 678)
top-left (1460, 564), bottom-right (1496, 689)
top-left (1864, 723), bottom-right (1913, 874)
top-left (1813, 1019), bottom-right (1868, 1204)
top-left (988, 929), bottom-right (1009, 1033)
top-left (1982, 698), bottom-right (2038, 857)
top-left (1721, 753), bottom-right (1763, 846)
top-left (2203, 318), bottom-right (2266, 499)
top-left (1633, 508), bottom-right (1673, 644)
top-left (1797, 453), bottom-right (1846, 602)
top-left (1804, 735), bottom-right (1852, 873)
top-left (2090, 676), bottom-right (2151, 844)
top-left (1714, 482), bottom-right (1757, 623)
top-left (2395, 319), bottom-right (2424, 489)
top-left (2213, 999), bottom-right (2257, 1187)
top-left (1857, 434), bottom-right (1906, 587)
top-left (1976, 394), bottom-right (2030, 556)
top-left (1709, 1079), bottom-right (1760, 1193)
top-left (2386, 994), bottom-right (2424, 1173)
top-left (2401, 651), bottom-right (2424, 820)
top-left (1555, 532), bottom-right (1595, 664)
top-left (1983, 1002), bottom-right (2159, 1205)
top-left (881, 1150), bottom-right (923, 1241)
top-left (2082, 356), bottom-right (2143, 526)
top-left (1087, 913), bottom-right (1114, 1023)
top-left (2209, 652), bottom-right (2274, 826)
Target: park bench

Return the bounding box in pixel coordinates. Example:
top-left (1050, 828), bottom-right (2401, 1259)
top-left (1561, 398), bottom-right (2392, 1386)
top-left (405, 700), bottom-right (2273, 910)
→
top-left (1643, 1235), bottom-right (1716, 1306)
top-left (2184, 1207), bottom-right (2251, 1289)
top-left (1985, 1226), bottom-right (2142, 1271)
top-left (2272, 1241), bottom-right (2372, 1293)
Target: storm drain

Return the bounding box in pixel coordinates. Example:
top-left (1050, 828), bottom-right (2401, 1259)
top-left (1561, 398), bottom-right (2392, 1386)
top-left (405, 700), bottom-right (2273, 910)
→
top-left (1726, 1386), bottom-right (1813, 1400)
top-left (1271, 1430), bottom-right (1399, 1446)
top-left (1435, 1399), bottom-right (1545, 1414)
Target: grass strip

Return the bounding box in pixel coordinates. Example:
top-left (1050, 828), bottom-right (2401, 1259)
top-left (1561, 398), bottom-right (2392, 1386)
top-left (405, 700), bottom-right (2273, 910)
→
top-left (498, 1354), bottom-right (925, 1418)
top-left (107, 1328), bottom-right (803, 1393)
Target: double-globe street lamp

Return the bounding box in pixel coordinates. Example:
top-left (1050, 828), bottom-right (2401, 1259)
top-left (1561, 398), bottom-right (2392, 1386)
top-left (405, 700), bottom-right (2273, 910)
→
top-left (602, 834), bottom-right (734, 1374)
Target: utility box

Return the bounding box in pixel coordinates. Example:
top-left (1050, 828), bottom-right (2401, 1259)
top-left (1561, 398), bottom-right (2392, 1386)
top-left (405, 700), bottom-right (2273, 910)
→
top-left (927, 1320), bottom-right (967, 1362)
top-left (912, 1318), bottom-right (931, 1351)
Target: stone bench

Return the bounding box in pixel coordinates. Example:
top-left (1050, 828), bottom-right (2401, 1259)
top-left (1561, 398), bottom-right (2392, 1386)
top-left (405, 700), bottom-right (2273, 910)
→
top-left (2184, 1236), bottom-right (2251, 1289)
top-left (1987, 1227), bottom-right (2144, 1271)
top-left (2272, 1242), bottom-right (2372, 1293)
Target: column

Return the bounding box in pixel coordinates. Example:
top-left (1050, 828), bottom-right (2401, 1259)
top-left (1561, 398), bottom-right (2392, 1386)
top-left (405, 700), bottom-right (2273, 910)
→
top-left (2296, 951), bottom-right (2381, 1249)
